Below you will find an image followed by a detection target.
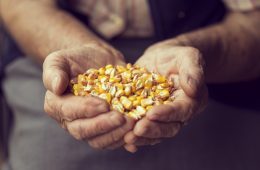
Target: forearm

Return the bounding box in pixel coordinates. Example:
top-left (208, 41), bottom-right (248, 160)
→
top-left (0, 0), bottom-right (104, 63)
top-left (161, 11), bottom-right (260, 83)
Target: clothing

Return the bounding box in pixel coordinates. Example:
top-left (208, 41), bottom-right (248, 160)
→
top-left (68, 0), bottom-right (260, 38)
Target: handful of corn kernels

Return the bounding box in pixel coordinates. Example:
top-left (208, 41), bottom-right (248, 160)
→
top-left (71, 63), bottom-right (175, 120)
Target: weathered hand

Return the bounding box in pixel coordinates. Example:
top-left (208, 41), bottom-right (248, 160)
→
top-left (124, 43), bottom-right (208, 153)
top-left (43, 43), bottom-right (135, 150)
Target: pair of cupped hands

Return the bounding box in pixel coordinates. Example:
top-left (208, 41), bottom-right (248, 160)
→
top-left (43, 40), bottom-right (208, 153)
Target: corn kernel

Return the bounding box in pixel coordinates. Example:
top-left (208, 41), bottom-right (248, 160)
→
top-left (136, 79), bottom-right (144, 90)
top-left (99, 93), bottom-right (112, 103)
top-left (158, 90), bottom-right (170, 99)
top-left (146, 105), bottom-right (153, 110)
top-left (124, 85), bottom-right (132, 96)
top-left (141, 98), bottom-right (154, 107)
top-left (109, 85), bottom-right (117, 97)
top-left (105, 64), bottom-right (113, 69)
top-left (163, 100), bottom-right (172, 105)
top-left (115, 89), bottom-right (124, 98)
top-left (153, 74), bottom-right (166, 83)
top-left (120, 96), bottom-right (133, 110)
top-left (84, 84), bottom-right (93, 92)
top-left (98, 67), bottom-right (105, 75)
top-left (128, 95), bottom-right (136, 101)
top-left (136, 106), bottom-right (146, 116)
top-left (112, 102), bottom-right (125, 113)
top-left (116, 65), bottom-right (126, 73)
top-left (133, 100), bottom-right (141, 107)
top-left (126, 63), bottom-right (132, 69)
top-left (86, 68), bottom-right (98, 75)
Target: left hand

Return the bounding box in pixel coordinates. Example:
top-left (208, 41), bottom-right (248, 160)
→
top-left (123, 42), bottom-right (208, 153)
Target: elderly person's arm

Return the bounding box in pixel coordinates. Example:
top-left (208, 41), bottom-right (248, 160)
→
top-left (0, 0), bottom-right (134, 150)
top-left (124, 10), bottom-right (260, 152)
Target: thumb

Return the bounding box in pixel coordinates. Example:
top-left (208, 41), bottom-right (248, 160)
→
top-left (43, 52), bottom-right (69, 95)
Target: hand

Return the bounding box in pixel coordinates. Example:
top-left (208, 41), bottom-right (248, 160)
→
top-left (124, 42), bottom-right (208, 153)
top-left (43, 42), bottom-right (135, 150)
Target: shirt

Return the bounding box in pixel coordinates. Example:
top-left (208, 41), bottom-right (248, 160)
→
top-left (70, 0), bottom-right (260, 39)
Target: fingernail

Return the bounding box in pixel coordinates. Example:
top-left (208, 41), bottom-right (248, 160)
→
top-left (52, 76), bottom-right (59, 92)
top-left (187, 76), bottom-right (198, 88)
top-left (150, 140), bottom-right (161, 146)
top-left (110, 114), bottom-right (125, 126)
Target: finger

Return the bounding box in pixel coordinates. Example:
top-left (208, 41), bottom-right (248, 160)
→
top-left (124, 131), bottom-right (161, 146)
top-left (43, 51), bottom-right (70, 95)
top-left (147, 89), bottom-right (199, 122)
top-left (105, 139), bottom-right (125, 150)
top-left (133, 118), bottom-right (181, 138)
top-left (178, 47), bottom-right (205, 98)
top-left (44, 91), bottom-right (109, 121)
top-left (66, 111), bottom-right (125, 140)
top-left (124, 144), bottom-right (138, 153)
top-left (87, 117), bottom-right (135, 149)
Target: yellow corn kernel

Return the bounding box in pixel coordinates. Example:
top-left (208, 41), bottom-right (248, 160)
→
top-left (77, 74), bottom-right (86, 83)
top-left (84, 84), bottom-right (93, 92)
top-left (120, 96), bottom-right (133, 110)
top-left (105, 67), bottom-right (114, 75)
top-left (109, 85), bottom-right (117, 97)
top-left (105, 64), bottom-right (113, 69)
top-left (109, 75), bottom-right (121, 83)
top-left (135, 89), bottom-right (142, 96)
top-left (124, 85), bottom-right (132, 96)
top-left (87, 73), bottom-right (98, 80)
top-left (141, 89), bottom-right (149, 98)
top-left (90, 90), bottom-right (99, 97)
top-left (99, 93), bottom-right (112, 103)
top-left (98, 67), bottom-right (106, 75)
top-left (121, 71), bottom-right (132, 80)
top-left (126, 63), bottom-right (132, 69)
top-left (116, 65), bottom-right (127, 73)
top-left (158, 90), bottom-right (170, 99)
top-left (128, 110), bottom-right (139, 120)
top-left (99, 75), bottom-right (108, 83)
top-left (100, 83), bottom-right (109, 92)
top-left (110, 68), bottom-right (116, 77)
top-left (128, 95), bottom-right (136, 102)
top-left (163, 100), bottom-right (172, 105)
top-left (153, 74), bottom-right (166, 83)
top-left (136, 79), bottom-right (144, 90)
top-left (144, 79), bottom-right (153, 88)
top-left (111, 97), bottom-right (120, 104)
top-left (86, 68), bottom-right (98, 75)
top-left (112, 102), bottom-right (125, 113)
top-left (141, 98), bottom-right (154, 107)
top-left (115, 83), bottom-right (124, 90)
top-left (133, 100), bottom-right (140, 107)
top-left (146, 105), bottom-right (153, 110)
top-left (115, 89), bottom-right (124, 98)
top-left (150, 91), bottom-right (156, 98)
top-left (136, 106), bottom-right (146, 116)
top-left (160, 82), bottom-right (169, 88)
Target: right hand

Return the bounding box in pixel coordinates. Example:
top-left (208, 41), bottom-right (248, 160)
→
top-left (43, 42), bottom-right (135, 150)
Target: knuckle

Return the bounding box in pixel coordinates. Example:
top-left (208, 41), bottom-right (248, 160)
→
top-left (94, 120), bottom-right (107, 134)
